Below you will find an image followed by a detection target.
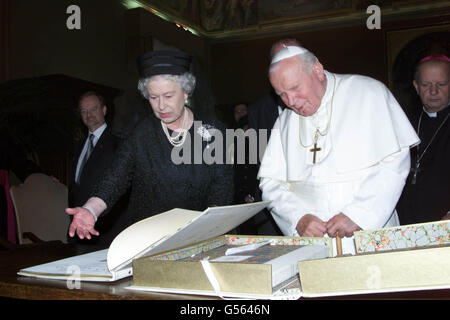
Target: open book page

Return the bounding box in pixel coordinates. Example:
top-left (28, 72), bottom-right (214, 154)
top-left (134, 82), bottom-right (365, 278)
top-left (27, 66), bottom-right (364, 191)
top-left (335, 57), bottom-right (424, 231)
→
top-left (17, 208), bottom-right (202, 282)
top-left (18, 249), bottom-right (131, 282)
top-left (18, 202), bottom-right (270, 282)
top-left (107, 208), bottom-right (202, 271)
top-left (140, 202), bottom-right (271, 260)
top-left (108, 202), bottom-right (270, 271)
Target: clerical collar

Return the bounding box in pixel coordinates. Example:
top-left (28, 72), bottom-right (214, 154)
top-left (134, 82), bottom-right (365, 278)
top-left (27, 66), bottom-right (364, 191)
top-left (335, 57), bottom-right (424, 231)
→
top-left (423, 107), bottom-right (437, 118)
top-left (423, 105), bottom-right (450, 118)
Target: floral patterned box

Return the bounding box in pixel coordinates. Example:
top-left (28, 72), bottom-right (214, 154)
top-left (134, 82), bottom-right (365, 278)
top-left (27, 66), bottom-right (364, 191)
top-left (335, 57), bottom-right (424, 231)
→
top-left (354, 220), bottom-right (450, 254)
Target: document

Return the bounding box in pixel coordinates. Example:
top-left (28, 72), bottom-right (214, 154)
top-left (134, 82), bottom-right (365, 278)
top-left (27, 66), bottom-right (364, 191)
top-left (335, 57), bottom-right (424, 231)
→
top-left (18, 201), bottom-right (270, 282)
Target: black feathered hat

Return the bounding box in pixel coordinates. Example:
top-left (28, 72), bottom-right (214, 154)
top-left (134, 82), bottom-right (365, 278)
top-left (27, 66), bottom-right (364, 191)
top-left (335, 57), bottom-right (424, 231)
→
top-left (137, 50), bottom-right (192, 78)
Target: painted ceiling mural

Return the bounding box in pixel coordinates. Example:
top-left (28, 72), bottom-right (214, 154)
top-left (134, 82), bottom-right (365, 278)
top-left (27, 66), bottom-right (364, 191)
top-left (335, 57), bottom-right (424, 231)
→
top-left (138, 0), bottom-right (449, 37)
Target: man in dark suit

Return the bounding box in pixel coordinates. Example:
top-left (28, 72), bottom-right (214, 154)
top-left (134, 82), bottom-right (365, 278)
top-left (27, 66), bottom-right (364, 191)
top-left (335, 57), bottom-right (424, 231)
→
top-left (68, 91), bottom-right (128, 246)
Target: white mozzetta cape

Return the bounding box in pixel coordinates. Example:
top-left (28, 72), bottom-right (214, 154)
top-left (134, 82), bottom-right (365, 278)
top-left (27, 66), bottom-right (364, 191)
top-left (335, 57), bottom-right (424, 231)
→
top-left (258, 71), bottom-right (419, 254)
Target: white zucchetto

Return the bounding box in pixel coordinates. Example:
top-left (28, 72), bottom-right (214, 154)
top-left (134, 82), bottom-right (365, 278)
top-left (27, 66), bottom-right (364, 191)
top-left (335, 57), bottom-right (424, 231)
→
top-left (271, 46), bottom-right (309, 64)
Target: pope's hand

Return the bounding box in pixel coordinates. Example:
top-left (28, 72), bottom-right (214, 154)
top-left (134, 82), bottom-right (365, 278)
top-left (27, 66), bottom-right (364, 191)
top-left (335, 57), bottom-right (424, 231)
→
top-left (296, 214), bottom-right (327, 237)
top-left (326, 213), bottom-right (360, 238)
top-left (66, 207), bottom-right (99, 240)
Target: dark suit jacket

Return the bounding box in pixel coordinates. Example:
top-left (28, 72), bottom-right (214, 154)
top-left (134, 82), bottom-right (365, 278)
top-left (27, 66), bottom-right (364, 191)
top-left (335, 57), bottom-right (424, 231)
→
top-left (68, 126), bottom-right (129, 246)
top-left (236, 91), bottom-right (283, 236)
top-left (247, 91), bottom-right (281, 148)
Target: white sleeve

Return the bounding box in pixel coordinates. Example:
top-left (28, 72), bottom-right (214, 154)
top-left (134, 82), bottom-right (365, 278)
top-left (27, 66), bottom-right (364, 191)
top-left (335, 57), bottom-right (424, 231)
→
top-left (84, 196), bottom-right (107, 221)
top-left (341, 146), bottom-right (411, 230)
top-left (258, 119), bottom-right (308, 236)
top-left (260, 177), bottom-right (308, 236)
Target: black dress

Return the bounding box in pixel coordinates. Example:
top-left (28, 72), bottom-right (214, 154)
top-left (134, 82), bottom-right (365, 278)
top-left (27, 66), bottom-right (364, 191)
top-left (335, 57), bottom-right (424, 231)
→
top-left (397, 106), bottom-right (450, 224)
top-left (93, 113), bottom-right (234, 235)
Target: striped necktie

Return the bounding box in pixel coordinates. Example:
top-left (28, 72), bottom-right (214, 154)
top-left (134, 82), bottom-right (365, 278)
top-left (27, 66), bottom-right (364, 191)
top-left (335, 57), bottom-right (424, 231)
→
top-left (76, 133), bottom-right (95, 184)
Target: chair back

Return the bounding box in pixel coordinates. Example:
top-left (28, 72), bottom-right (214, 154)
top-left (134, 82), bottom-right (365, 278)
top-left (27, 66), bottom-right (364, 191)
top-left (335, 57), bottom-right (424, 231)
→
top-left (10, 173), bottom-right (68, 244)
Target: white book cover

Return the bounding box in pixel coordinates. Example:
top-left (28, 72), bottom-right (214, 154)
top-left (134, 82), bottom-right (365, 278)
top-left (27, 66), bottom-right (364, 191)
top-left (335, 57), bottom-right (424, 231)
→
top-left (18, 201), bottom-right (270, 282)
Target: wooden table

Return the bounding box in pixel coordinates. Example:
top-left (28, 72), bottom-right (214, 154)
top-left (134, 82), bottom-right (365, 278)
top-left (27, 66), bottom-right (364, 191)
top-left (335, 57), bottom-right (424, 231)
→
top-left (0, 242), bottom-right (449, 301)
top-left (0, 242), bottom-right (215, 300)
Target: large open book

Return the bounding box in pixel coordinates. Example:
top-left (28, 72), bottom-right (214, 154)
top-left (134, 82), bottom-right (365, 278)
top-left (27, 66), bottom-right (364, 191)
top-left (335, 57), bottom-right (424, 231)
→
top-left (17, 201), bottom-right (270, 282)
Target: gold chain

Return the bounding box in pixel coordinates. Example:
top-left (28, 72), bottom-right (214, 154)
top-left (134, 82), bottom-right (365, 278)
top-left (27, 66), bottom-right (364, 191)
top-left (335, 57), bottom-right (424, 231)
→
top-left (298, 73), bottom-right (336, 148)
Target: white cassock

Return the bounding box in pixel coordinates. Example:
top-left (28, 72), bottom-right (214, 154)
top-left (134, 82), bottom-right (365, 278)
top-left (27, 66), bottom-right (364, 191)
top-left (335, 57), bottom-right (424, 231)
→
top-left (258, 71), bottom-right (420, 255)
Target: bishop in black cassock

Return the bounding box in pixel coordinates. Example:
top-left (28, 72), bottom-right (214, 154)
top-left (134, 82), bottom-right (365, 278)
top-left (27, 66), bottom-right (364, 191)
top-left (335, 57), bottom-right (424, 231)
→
top-left (397, 54), bottom-right (450, 224)
top-left (397, 104), bottom-right (449, 224)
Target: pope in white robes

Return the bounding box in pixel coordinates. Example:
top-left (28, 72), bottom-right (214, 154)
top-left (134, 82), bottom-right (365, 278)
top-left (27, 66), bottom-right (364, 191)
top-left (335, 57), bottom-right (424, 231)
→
top-left (258, 45), bottom-right (420, 255)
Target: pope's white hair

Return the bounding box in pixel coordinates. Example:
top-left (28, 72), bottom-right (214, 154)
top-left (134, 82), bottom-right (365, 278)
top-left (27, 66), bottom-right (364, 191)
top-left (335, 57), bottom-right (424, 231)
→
top-left (137, 72), bottom-right (196, 100)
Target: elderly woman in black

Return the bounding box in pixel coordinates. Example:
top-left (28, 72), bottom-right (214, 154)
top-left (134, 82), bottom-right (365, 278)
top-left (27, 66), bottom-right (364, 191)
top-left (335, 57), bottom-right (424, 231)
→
top-left (66, 50), bottom-right (233, 241)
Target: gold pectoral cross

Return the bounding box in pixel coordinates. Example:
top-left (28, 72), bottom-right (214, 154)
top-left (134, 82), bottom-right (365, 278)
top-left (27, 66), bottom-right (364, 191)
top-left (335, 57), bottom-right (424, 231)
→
top-left (310, 142), bottom-right (322, 164)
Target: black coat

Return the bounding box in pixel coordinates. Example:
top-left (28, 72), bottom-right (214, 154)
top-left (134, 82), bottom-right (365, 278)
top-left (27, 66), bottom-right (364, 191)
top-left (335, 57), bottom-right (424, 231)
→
top-left (92, 114), bottom-right (234, 235)
top-left (396, 106), bottom-right (450, 224)
top-left (247, 91), bottom-right (282, 159)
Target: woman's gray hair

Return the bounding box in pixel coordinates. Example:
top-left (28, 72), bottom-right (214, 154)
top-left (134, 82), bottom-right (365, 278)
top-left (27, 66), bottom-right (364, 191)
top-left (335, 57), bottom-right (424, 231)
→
top-left (269, 50), bottom-right (319, 75)
top-left (137, 72), bottom-right (196, 101)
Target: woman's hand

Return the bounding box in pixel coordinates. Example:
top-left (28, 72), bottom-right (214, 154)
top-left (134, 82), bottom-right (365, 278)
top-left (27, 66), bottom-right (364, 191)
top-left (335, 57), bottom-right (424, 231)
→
top-left (66, 207), bottom-right (99, 240)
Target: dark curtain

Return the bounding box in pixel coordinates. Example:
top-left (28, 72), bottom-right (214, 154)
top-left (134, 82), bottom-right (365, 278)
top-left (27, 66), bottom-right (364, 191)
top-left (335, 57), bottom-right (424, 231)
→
top-left (0, 0), bottom-right (12, 83)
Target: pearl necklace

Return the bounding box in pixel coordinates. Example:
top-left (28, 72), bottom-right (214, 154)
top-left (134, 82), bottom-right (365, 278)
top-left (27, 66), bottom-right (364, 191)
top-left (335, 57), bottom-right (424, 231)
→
top-left (161, 107), bottom-right (189, 147)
